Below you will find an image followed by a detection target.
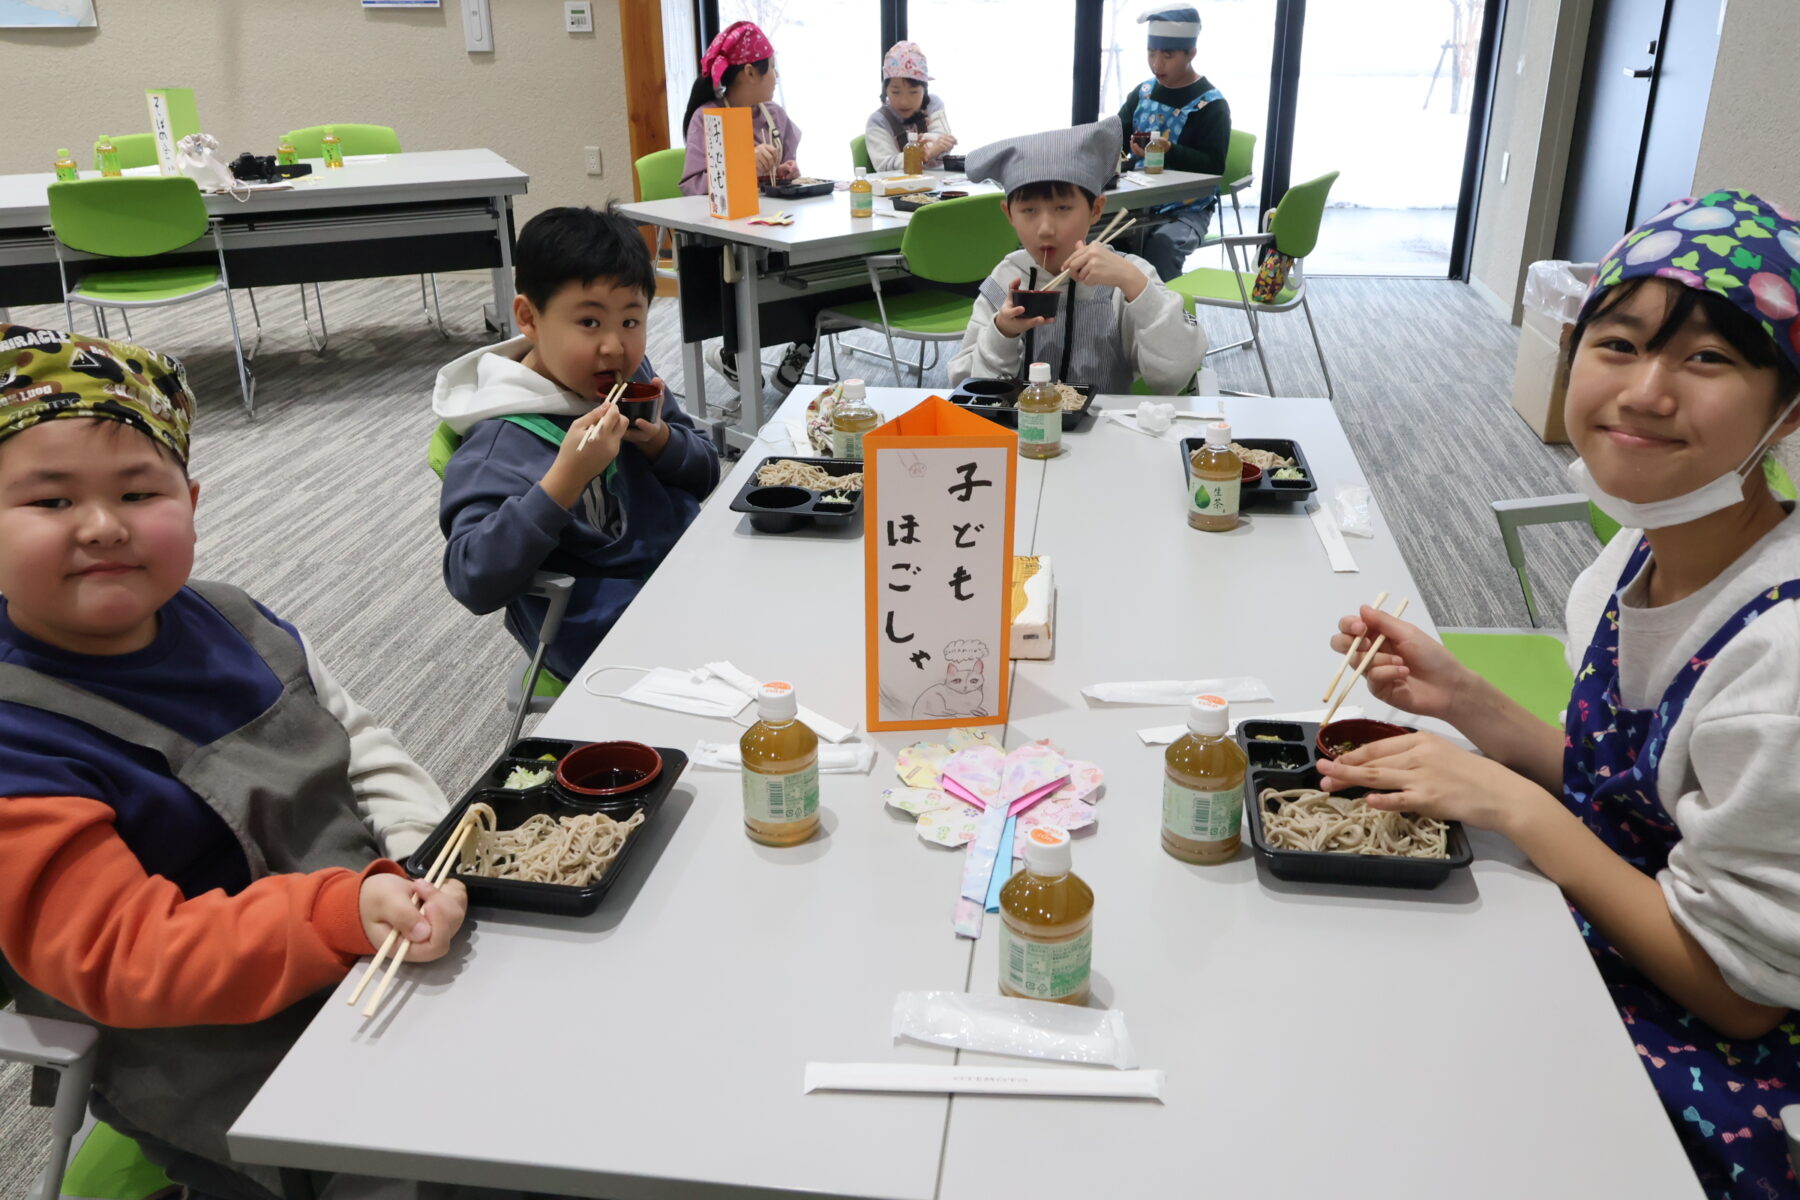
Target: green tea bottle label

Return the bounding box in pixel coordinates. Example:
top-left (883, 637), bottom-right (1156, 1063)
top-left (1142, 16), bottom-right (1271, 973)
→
top-left (743, 764), bottom-right (819, 825)
top-left (1163, 778), bottom-right (1242, 842)
top-left (998, 925), bottom-right (1092, 1001)
top-left (1190, 476), bottom-right (1240, 518)
top-left (1018, 409), bottom-right (1061, 448)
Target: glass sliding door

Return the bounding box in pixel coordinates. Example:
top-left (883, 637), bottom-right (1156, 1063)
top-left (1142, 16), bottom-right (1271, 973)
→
top-left (908, 0), bottom-right (1079, 153)
top-left (718, 0), bottom-right (881, 178)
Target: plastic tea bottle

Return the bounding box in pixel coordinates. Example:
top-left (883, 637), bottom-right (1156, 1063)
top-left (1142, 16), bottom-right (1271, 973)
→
top-left (740, 681), bottom-right (821, 846)
top-left (1145, 128), bottom-right (1170, 174)
top-left (1188, 420), bottom-right (1241, 531)
top-left (850, 167), bottom-right (873, 218)
top-left (830, 378), bottom-right (879, 460)
top-left (322, 127), bottom-right (344, 169)
top-left (1017, 361), bottom-right (1063, 460)
top-left (1162, 694), bottom-right (1247, 864)
top-left (53, 149), bottom-right (79, 182)
top-left (276, 136), bottom-right (298, 167)
top-left (998, 826), bottom-right (1093, 1006)
top-left (95, 136), bottom-right (121, 178)
top-left (903, 131), bottom-right (924, 177)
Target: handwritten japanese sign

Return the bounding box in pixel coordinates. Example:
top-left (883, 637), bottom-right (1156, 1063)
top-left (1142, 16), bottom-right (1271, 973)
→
top-left (864, 397), bottom-right (1016, 732)
top-left (702, 107), bottom-right (759, 221)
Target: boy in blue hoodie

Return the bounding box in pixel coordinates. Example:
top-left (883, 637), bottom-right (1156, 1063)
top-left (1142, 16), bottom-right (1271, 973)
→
top-left (434, 207), bottom-right (720, 682)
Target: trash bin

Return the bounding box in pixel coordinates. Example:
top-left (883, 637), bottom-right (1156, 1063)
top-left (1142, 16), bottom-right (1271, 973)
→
top-left (1510, 260), bottom-right (1595, 444)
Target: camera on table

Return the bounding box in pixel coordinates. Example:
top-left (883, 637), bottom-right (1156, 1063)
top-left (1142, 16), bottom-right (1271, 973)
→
top-left (229, 152), bottom-right (280, 182)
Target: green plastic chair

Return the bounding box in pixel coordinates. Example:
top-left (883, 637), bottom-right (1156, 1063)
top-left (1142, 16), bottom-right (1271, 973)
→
top-left (1169, 170), bottom-right (1339, 399)
top-left (280, 124), bottom-right (441, 344)
top-left (0, 981), bottom-right (175, 1200)
top-left (91, 133), bottom-right (158, 173)
top-left (635, 147), bottom-right (687, 280)
top-left (850, 134), bottom-right (872, 172)
top-left (46, 176), bottom-right (257, 417)
top-left (812, 192), bottom-right (1019, 385)
top-left (429, 421), bottom-right (571, 748)
top-left (1217, 128), bottom-right (1256, 237)
top-left (280, 123), bottom-right (403, 158)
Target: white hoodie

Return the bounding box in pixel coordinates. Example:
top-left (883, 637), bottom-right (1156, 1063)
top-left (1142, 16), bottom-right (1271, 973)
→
top-left (432, 336), bottom-right (592, 435)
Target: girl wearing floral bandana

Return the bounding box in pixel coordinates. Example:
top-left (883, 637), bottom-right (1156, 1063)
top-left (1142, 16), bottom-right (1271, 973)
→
top-left (1316, 189), bottom-right (1800, 1198)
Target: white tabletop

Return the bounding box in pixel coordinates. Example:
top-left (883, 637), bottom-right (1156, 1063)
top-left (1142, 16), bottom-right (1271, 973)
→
top-left (0, 148), bottom-right (527, 229)
top-left (616, 169), bottom-right (1219, 265)
top-left (231, 389), bottom-right (1697, 1198)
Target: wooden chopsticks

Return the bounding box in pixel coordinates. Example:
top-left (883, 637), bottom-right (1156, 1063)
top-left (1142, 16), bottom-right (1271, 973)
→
top-left (1321, 591), bottom-right (1389, 703)
top-left (1042, 210), bottom-right (1137, 291)
top-left (1321, 595), bottom-right (1409, 728)
top-left (577, 378), bottom-right (629, 452)
top-left (348, 807), bottom-right (485, 1019)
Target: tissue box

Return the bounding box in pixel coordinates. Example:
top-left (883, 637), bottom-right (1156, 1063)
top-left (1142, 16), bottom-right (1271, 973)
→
top-left (1010, 556), bottom-right (1054, 660)
top-left (870, 174), bottom-right (935, 197)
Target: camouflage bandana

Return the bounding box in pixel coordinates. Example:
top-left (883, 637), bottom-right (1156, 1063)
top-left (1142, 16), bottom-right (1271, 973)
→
top-left (0, 326), bottom-right (193, 463)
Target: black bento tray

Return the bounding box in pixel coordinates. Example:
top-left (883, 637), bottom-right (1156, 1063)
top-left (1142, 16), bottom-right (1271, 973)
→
top-left (730, 455), bottom-right (864, 533)
top-left (761, 178), bottom-right (835, 199)
top-left (405, 737), bottom-right (688, 916)
top-left (939, 154), bottom-right (966, 172)
top-left (949, 377), bottom-right (1098, 431)
top-left (892, 190), bottom-right (970, 213)
top-left (1235, 719), bottom-right (1470, 889)
top-left (1179, 436), bottom-right (1318, 507)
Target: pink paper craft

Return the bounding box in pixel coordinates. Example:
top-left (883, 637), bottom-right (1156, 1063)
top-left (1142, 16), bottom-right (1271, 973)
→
top-left (884, 737), bottom-right (1105, 851)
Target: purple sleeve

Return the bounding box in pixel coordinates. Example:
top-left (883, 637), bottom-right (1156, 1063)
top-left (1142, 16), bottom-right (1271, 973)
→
top-left (774, 105), bottom-right (802, 164)
top-left (680, 109), bottom-right (708, 196)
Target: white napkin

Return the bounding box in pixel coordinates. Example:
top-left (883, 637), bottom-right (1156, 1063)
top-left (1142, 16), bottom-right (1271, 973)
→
top-left (701, 661), bottom-right (859, 743)
top-left (690, 740), bottom-right (877, 774)
top-left (1307, 500), bottom-right (1359, 573)
top-left (1136, 706), bottom-right (1364, 745)
top-left (1081, 676), bottom-right (1272, 706)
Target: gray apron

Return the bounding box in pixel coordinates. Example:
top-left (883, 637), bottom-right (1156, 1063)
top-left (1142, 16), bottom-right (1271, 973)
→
top-left (0, 581), bottom-right (458, 1200)
top-left (980, 267), bottom-right (1135, 395)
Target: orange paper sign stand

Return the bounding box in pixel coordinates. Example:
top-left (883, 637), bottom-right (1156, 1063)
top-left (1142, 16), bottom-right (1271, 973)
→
top-left (864, 397), bottom-right (1018, 733)
top-left (702, 107), bottom-right (759, 220)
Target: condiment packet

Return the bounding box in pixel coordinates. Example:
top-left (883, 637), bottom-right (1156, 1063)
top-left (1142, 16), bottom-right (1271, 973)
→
top-left (691, 740), bottom-right (877, 774)
top-left (892, 990), bottom-right (1139, 1069)
top-left (1136, 705), bottom-right (1363, 745)
top-left (1081, 676), bottom-right (1272, 706)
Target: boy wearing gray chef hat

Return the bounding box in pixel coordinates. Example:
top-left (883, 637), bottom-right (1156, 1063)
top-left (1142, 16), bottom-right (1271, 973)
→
top-left (949, 115), bottom-right (1207, 397)
top-left (1119, 6), bottom-right (1232, 281)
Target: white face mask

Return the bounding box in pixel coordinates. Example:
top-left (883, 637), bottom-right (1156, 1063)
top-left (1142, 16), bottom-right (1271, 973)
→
top-left (583, 666), bottom-right (750, 720)
top-left (1567, 398), bottom-right (1800, 530)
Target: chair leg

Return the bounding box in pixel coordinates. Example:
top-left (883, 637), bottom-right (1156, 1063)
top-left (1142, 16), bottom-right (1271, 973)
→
top-left (242, 289), bottom-right (263, 360)
top-left (119, 310), bottom-right (133, 339)
top-left (301, 283), bottom-right (329, 354)
top-left (1301, 294), bottom-right (1335, 401)
top-left (220, 290), bottom-right (257, 420)
top-left (1233, 194), bottom-right (1245, 236)
top-left (510, 644), bottom-right (551, 750)
top-left (422, 274), bottom-right (448, 339)
top-left (1224, 241), bottom-right (1275, 396)
top-left (95, 307), bottom-right (110, 338)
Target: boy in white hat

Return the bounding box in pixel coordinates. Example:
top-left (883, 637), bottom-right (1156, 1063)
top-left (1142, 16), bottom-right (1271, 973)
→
top-left (1120, 6), bottom-right (1232, 280)
top-left (949, 116), bottom-right (1207, 396)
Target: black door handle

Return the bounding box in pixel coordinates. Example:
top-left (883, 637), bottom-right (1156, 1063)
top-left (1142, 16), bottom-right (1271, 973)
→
top-left (1624, 66), bottom-right (1653, 78)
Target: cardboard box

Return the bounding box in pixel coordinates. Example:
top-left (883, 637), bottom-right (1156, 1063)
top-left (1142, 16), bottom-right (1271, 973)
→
top-left (870, 174), bottom-right (935, 197)
top-left (1009, 555), bottom-right (1054, 660)
top-left (1510, 305), bottom-right (1571, 444)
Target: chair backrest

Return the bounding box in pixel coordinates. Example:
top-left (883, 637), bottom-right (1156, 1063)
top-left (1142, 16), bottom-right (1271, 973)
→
top-left (282, 123), bottom-right (403, 158)
top-left (427, 422), bottom-right (461, 480)
top-left (1268, 170), bottom-right (1338, 260)
top-left (900, 193), bottom-right (1018, 285)
top-left (1223, 128), bottom-right (1255, 187)
top-left (634, 147), bottom-right (686, 202)
top-left (851, 134), bottom-right (872, 172)
top-left (1586, 456), bottom-right (1800, 545)
top-left (47, 177), bottom-right (208, 257)
top-left (93, 133), bottom-right (159, 172)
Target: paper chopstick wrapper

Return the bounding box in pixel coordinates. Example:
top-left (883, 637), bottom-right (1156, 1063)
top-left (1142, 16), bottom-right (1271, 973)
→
top-left (702, 661), bottom-right (857, 743)
top-left (691, 740), bottom-right (876, 774)
top-left (803, 1063), bottom-right (1164, 1100)
top-left (1308, 500), bottom-right (1359, 573)
top-left (1137, 706), bottom-right (1364, 745)
top-left (1081, 676), bottom-right (1272, 706)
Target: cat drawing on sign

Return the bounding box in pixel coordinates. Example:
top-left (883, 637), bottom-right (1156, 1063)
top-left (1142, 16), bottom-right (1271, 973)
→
top-left (912, 640), bottom-right (988, 718)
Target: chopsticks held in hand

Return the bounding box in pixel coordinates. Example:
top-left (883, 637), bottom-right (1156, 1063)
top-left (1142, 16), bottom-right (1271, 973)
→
top-left (349, 807), bottom-right (485, 1020)
top-left (1043, 210), bottom-right (1137, 291)
top-left (1321, 595), bottom-right (1410, 728)
top-left (577, 378), bottom-right (629, 452)
top-left (1321, 591), bottom-right (1389, 703)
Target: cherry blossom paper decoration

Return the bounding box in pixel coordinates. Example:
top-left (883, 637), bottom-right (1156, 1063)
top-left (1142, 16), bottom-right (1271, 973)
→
top-left (883, 734), bottom-right (1104, 854)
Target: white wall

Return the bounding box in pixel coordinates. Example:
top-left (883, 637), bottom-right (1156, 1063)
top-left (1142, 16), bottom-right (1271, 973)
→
top-left (1692, 0), bottom-right (1800, 205)
top-left (0, 0), bottom-right (635, 224)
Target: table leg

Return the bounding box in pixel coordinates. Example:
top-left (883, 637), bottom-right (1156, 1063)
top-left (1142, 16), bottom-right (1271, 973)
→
top-left (490, 194), bottom-right (516, 338)
top-left (733, 242), bottom-right (766, 440)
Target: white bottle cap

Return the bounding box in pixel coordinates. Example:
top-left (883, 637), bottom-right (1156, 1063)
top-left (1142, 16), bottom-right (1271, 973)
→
top-left (1187, 694), bottom-right (1229, 736)
top-left (842, 379), bottom-right (866, 400)
top-left (1205, 420), bottom-right (1232, 447)
top-left (855, 166), bottom-right (868, 178)
top-left (1028, 362), bottom-right (1051, 384)
top-left (757, 681), bottom-right (799, 722)
top-left (1022, 825), bottom-right (1072, 876)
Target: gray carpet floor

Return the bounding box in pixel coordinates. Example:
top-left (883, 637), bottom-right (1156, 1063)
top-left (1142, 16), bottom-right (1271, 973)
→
top-left (0, 267), bottom-right (1589, 1192)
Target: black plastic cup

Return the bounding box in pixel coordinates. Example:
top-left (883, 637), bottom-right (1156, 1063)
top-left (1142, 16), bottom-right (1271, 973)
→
top-left (743, 485), bottom-right (812, 533)
top-left (615, 381), bottom-right (663, 426)
top-left (1010, 288), bottom-right (1062, 320)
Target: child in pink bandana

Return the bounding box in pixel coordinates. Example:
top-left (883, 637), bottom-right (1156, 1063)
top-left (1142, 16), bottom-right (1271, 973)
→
top-left (865, 40), bottom-right (955, 173)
